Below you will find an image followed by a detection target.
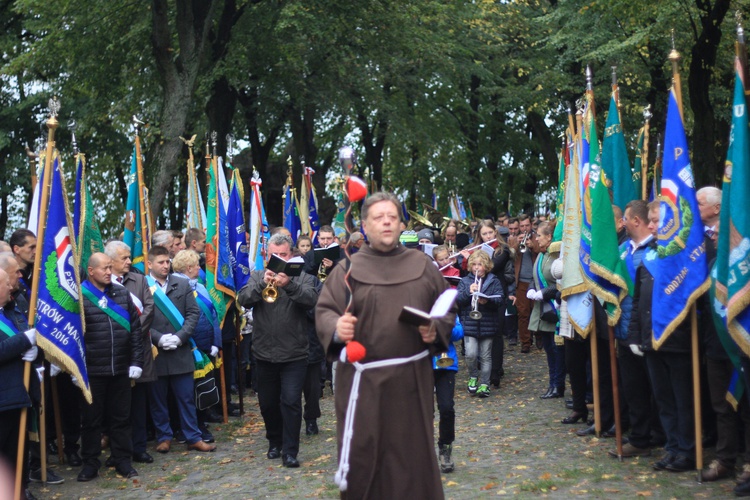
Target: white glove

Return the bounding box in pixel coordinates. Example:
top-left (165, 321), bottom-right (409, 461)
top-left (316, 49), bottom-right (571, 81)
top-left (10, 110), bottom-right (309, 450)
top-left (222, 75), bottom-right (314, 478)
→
top-left (50, 364), bottom-right (61, 377)
top-left (526, 289), bottom-right (537, 300)
top-left (22, 346), bottom-right (38, 362)
top-left (70, 376), bottom-right (81, 388)
top-left (36, 366), bottom-right (45, 383)
top-left (159, 334), bottom-right (179, 350)
top-left (629, 344), bottom-right (644, 357)
top-left (210, 346), bottom-right (219, 358)
top-left (129, 366), bottom-right (143, 379)
top-left (158, 334), bottom-right (172, 348)
top-left (23, 328), bottom-right (36, 346)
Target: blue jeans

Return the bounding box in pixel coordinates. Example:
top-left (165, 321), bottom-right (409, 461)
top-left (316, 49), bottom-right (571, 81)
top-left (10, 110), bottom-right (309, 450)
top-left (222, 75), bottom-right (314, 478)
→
top-left (646, 350), bottom-right (695, 459)
top-left (465, 336), bottom-right (493, 386)
top-left (149, 372), bottom-right (202, 445)
top-left (538, 331), bottom-right (565, 390)
top-left (255, 359), bottom-right (307, 457)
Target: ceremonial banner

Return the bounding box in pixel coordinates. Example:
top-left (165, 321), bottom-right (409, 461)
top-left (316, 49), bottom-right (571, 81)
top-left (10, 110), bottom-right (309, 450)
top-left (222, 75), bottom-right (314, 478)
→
top-left (601, 93), bottom-right (639, 211)
top-left (248, 172), bottom-right (270, 271)
top-left (711, 264), bottom-right (745, 409)
top-left (650, 89), bottom-right (710, 348)
top-left (331, 192), bottom-right (347, 239)
top-left (303, 166), bottom-right (320, 245)
top-left (205, 157), bottom-right (233, 325)
top-left (123, 147), bottom-right (147, 273)
top-left (186, 143), bottom-right (206, 230)
top-left (561, 132), bottom-right (593, 336)
top-left (581, 113), bottom-right (631, 325)
top-left (228, 169), bottom-right (250, 291)
top-left (549, 147), bottom-right (566, 253)
top-left (26, 157), bottom-right (43, 233)
top-left (73, 154), bottom-right (103, 270)
top-left (283, 183), bottom-right (302, 243)
top-left (716, 53), bottom-right (750, 356)
top-left (216, 158), bottom-right (235, 294)
top-left (35, 153), bottom-right (91, 403)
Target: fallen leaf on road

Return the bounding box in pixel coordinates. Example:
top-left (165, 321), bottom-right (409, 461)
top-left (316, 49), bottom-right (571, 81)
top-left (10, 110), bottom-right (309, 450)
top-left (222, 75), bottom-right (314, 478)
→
top-left (480, 482), bottom-right (498, 490)
top-left (636, 492), bottom-right (653, 497)
top-left (514, 465), bottom-right (528, 470)
top-left (446, 481), bottom-right (458, 487)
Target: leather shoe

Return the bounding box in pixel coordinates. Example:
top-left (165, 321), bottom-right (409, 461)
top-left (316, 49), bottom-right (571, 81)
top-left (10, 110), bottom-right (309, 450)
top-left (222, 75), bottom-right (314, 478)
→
top-left (702, 460), bottom-right (732, 481)
top-left (652, 452), bottom-right (677, 470)
top-left (608, 442), bottom-right (651, 458)
top-left (541, 387), bottom-right (563, 399)
top-left (66, 451), bottom-right (82, 467)
top-left (540, 387), bottom-right (553, 399)
top-left (116, 466), bottom-right (138, 479)
top-left (267, 446), bottom-right (281, 459)
top-left (602, 425), bottom-right (617, 438)
top-left (133, 452), bottom-right (153, 463)
top-left (561, 411), bottom-right (587, 424)
top-left (282, 454), bottom-right (300, 468)
top-left (520, 345), bottom-right (531, 353)
top-left (737, 463), bottom-right (750, 483)
top-left (187, 440), bottom-right (216, 452)
top-left (665, 455), bottom-right (695, 472)
top-left (565, 400), bottom-right (574, 410)
top-left (77, 467), bottom-right (99, 482)
top-left (156, 440), bottom-right (171, 454)
top-left (24, 488), bottom-right (36, 500)
top-left (576, 424), bottom-right (596, 437)
top-left (104, 456), bottom-right (116, 468)
top-left (735, 478), bottom-right (750, 496)
top-left (306, 420), bottom-right (319, 436)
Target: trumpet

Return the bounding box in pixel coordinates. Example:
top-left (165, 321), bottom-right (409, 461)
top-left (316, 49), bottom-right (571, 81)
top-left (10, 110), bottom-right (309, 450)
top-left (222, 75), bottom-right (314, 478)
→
top-left (261, 275), bottom-right (278, 303)
top-left (519, 232), bottom-right (532, 253)
top-left (317, 262), bottom-right (328, 282)
top-left (469, 275), bottom-right (483, 320)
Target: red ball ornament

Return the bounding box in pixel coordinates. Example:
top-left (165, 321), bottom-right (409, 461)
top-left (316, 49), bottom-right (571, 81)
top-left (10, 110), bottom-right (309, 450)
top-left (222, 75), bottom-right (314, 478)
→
top-left (346, 341), bottom-right (367, 363)
top-left (345, 176), bottom-right (368, 202)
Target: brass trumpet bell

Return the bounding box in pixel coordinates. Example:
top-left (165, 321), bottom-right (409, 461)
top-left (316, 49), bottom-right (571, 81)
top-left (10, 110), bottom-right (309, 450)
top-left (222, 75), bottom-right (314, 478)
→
top-left (436, 352), bottom-right (454, 368)
top-left (262, 280), bottom-right (278, 303)
top-left (317, 262), bottom-right (328, 283)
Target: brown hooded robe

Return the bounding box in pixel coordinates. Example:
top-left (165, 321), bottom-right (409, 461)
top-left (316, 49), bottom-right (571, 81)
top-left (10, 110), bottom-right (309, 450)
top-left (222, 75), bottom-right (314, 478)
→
top-left (316, 244), bottom-right (453, 499)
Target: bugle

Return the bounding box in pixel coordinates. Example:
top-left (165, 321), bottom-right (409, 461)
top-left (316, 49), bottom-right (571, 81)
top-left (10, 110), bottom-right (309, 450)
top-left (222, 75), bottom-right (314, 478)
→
top-left (436, 352), bottom-right (454, 368)
top-left (519, 232), bottom-right (532, 253)
top-left (317, 262), bottom-right (328, 282)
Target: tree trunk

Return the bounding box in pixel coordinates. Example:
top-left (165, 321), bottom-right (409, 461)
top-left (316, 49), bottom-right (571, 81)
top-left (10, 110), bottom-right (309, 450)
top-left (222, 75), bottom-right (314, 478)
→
top-left (688, 0), bottom-right (731, 187)
top-left (147, 0), bottom-right (217, 219)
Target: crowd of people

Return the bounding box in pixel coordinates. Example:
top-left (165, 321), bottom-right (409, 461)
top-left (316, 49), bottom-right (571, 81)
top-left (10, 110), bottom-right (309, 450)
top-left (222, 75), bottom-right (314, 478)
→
top-left (1, 184), bottom-right (748, 499)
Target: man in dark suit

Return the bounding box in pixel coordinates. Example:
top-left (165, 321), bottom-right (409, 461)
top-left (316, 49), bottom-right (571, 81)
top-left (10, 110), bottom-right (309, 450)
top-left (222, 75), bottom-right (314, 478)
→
top-left (105, 240), bottom-right (156, 464)
top-left (146, 245), bottom-right (215, 453)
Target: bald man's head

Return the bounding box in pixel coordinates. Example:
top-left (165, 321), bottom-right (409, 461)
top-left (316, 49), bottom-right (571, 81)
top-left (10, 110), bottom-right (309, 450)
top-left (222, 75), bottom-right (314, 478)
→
top-left (87, 252), bottom-right (112, 289)
top-left (0, 252), bottom-right (20, 291)
top-left (0, 269), bottom-right (11, 307)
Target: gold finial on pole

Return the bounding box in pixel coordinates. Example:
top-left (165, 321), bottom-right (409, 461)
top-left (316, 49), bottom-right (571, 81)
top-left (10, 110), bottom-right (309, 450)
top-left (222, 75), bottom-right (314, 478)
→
top-left (668, 30), bottom-right (684, 121)
top-left (640, 105), bottom-right (653, 200)
top-left (211, 130), bottom-right (218, 159)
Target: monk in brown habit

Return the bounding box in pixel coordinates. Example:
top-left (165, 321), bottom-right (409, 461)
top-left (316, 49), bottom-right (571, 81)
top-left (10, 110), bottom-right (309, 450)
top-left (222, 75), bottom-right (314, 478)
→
top-left (316, 192), bottom-right (454, 499)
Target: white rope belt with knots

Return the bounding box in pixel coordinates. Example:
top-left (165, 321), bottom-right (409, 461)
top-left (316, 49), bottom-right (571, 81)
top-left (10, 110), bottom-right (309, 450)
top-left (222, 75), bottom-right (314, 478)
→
top-left (334, 349), bottom-right (430, 492)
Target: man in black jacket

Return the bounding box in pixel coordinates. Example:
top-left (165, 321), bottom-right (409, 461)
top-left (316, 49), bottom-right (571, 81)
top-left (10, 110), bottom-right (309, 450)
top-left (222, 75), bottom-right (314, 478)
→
top-left (238, 233), bottom-right (318, 468)
top-left (78, 253), bottom-right (143, 482)
top-left (628, 202), bottom-right (695, 473)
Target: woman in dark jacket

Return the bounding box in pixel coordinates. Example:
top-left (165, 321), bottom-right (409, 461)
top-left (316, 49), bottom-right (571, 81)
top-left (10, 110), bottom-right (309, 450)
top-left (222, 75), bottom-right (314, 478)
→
top-left (456, 250), bottom-right (504, 398)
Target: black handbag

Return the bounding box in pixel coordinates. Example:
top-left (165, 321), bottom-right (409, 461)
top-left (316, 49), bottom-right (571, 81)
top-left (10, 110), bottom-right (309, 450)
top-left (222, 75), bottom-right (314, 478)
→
top-left (541, 301), bottom-right (558, 323)
top-left (194, 375), bottom-right (220, 411)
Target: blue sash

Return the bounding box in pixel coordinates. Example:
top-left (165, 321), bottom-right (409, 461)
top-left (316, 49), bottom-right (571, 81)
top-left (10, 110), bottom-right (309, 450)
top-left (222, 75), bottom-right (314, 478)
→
top-left (81, 281), bottom-right (131, 332)
top-left (145, 275), bottom-right (185, 332)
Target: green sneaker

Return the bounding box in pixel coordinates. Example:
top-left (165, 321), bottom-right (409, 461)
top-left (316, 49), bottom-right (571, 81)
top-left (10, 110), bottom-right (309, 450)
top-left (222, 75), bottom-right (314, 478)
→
top-left (476, 384), bottom-right (490, 398)
top-left (467, 377), bottom-right (478, 394)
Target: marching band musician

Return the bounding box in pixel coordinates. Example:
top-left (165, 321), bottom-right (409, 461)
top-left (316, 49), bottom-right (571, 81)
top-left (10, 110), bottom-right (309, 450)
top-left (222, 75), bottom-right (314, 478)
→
top-left (237, 233), bottom-right (318, 468)
top-left (302, 225), bottom-right (344, 279)
top-left (509, 215), bottom-right (537, 353)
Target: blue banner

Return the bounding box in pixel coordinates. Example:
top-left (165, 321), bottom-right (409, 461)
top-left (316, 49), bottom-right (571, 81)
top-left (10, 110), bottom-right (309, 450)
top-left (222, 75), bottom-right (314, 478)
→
top-left (283, 184), bottom-right (301, 243)
top-left (650, 90), bottom-right (709, 348)
top-left (228, 171), bottom-right (250, 290)
top-left (35, 154), bottom-right (91, 403)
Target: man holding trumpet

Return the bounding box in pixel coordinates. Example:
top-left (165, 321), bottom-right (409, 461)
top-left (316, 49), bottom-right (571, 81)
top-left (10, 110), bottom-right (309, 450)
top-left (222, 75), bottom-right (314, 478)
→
top-left (237, 233), bottom-right (318, 469)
